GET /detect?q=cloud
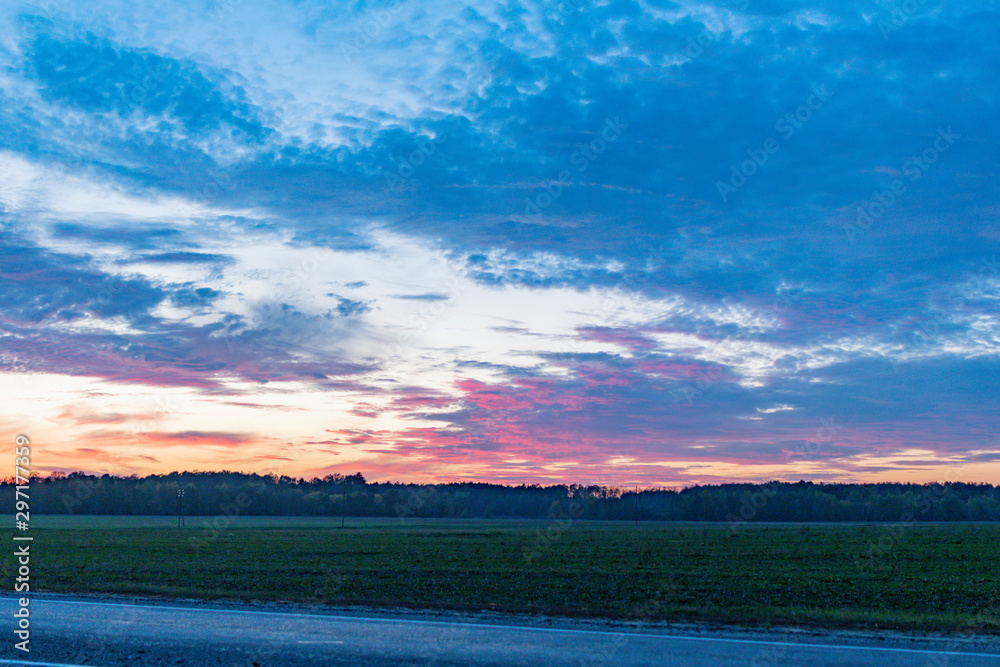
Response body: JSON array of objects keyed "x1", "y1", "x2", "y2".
[
  {"x1": 142, "y1": 430, "x2": 255, "y2": 445},
  {"x1": 0, "y1": 0, "x2": 997, "y2": 484},
  {"x1": 391, "y1": 293, "x2": 450, "y2": 301},
  {"x1": 132, "y1": 252, "x2": 233, "y2": 265}
]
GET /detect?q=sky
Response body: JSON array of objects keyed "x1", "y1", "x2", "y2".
[{"x1": 1, "y1": 0, "x2": 998, "y2": 487}]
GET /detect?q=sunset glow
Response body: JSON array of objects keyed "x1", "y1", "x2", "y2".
[{"x1": 1, "y1": 1, "x2": 998, "y2": 487}]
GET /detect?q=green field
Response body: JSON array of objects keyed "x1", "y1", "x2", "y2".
[
  {"x1": 8, "y1": 518, "x2": 1000, "y2": 634},
  {"x1": 26, "y1": 515, "x2": 555, "y2": 530}
]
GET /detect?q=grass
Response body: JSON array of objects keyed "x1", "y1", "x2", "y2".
[
  {"x1": 28, "y1": 514, "x2": 561, "y2": 530},
  {"x1": 7, "y1": 519, "x2": 1000, "y2": 634}
]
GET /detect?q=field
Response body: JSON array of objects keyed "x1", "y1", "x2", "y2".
[{"x1": 9, "y1": 517, "x2": 1000, "y2": 634}]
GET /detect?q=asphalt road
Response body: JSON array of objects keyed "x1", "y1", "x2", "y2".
[{"x1": 2, "y1": 596, "x2": 999, "y2": 666}]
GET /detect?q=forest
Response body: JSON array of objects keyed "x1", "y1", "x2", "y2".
[{"x1": 6, "y1": 471, "x2": 1000, "y2": 523}]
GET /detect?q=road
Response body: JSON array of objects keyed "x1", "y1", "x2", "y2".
[{"x1": 1, "y1": 596, "x2": 998, "y2": 666}]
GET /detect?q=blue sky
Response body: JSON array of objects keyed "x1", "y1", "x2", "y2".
[{"x1": 1, "y1": 0, "x2": 998, "y2": 485}]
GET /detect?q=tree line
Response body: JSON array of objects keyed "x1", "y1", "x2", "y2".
[{"x1": 5, "y1": 471, "x2": 1000, "y2": 523}]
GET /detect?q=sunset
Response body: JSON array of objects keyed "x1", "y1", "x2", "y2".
[
  {"x1": 3, "y1": 1, "x2": 1000, "y2": 664},
  {"x1": 3, "y1": 1, "x2": 997, "y2": 488}
]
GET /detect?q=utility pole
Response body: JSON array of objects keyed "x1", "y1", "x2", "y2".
[
  {"x1": 177, "y1": 488, "x2": 185, "y2": 528},
  {"x1": 634, "y1": 485, "x2": 638, "y2": 527},
  {"x1": 342, "y1": 484, "x2": 346, "y2": 529}
]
